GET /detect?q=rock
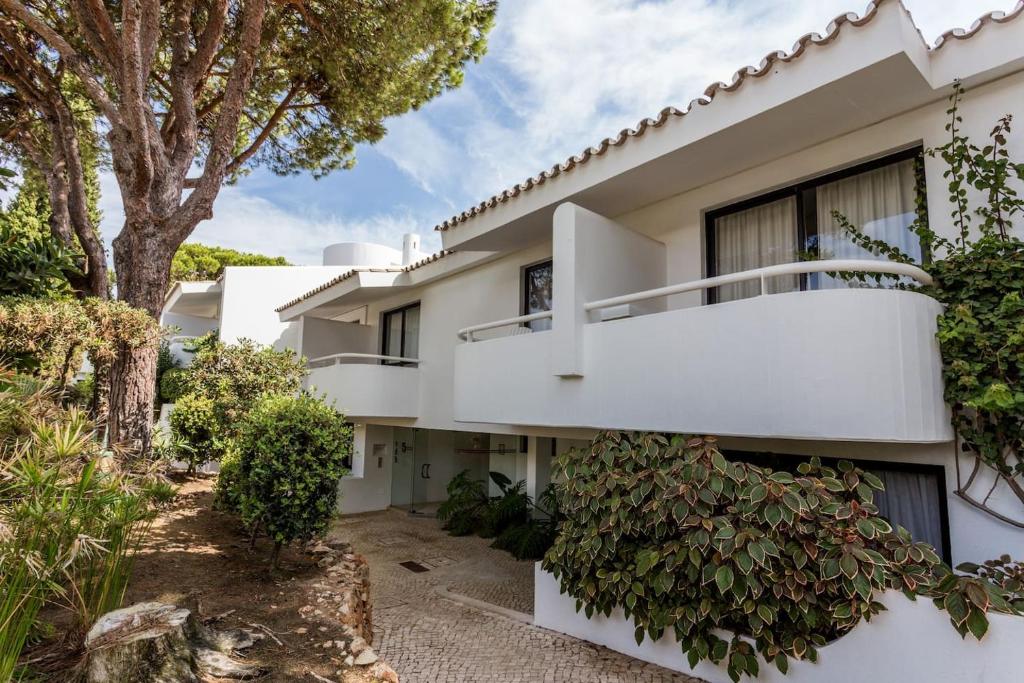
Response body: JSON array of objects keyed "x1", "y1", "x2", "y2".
[
  {"x1": 370, "y1": 661, "x2": 400, "y2": 683},
  {"x1": 84, "y1": 602, "x2": 265, "y2": 682},
  {"x1": 354, "y1": 648, "x2": 378, "y2": 666},
  {"x1": 344, "y1": 655, "x2": 355, "y2": 667},
  {"x1": 348, "y1": 636, "x2": 367, "y2": 655}
]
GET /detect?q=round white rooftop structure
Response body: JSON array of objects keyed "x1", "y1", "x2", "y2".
[{"x1": 322, "y1": 241, "x2": 401, "y2": 267}]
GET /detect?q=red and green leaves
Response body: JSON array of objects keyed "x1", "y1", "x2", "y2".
[{"x1": 543, "y1": 431, "x2": 1018, "y2": 682}]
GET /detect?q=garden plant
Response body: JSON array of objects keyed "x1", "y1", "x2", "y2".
[{"x1": 543, "y1": 432, "x2": 1021, "y2": 682}]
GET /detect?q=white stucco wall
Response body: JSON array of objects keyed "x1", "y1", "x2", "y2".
[
  {"x1": 300, "y1": 52, "x2": 1024, "y2": 560},
  {"x1": 217, "y1": 266, "x2": 353, "y2": 351},
  {"x1": 534, "y1": 566, "x2": 1022, "y2": 683}
]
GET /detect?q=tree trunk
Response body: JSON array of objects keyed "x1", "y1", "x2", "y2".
[{"x1": 108, "y1": 227, "x2": 171, "y2": 453}]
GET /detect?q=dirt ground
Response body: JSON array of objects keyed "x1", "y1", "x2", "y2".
[{"x1": 125, "y1": 475, "x2": 375, "y2": 682}]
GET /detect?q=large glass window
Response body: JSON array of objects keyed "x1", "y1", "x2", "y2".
[
  {"x1": 707, "y1": 150, "x2": 924, "y2": 303},
  {"x1": 522, "y1": 260, "x2": 553, "y2": 331},
  {"x1": 381, "y1": 302, "x2": 420, "y2": 365}
]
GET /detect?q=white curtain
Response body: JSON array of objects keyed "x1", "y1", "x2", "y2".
[
  {"x1": 873, "y1": 469, "x2": 945, "y2": 558},
  {"x1": 714, "y1": 196, "x2": 799, "y2": 302},
  {"x1": 814, "y1": 158, "x2": 919, "y2": 289}
]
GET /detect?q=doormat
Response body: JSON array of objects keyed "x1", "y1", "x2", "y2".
[{"x1": 399, "y1": 561, "x2": 430, "y2": 573}]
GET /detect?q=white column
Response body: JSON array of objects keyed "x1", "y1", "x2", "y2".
[{"x1": 552, "y1": 203, "x2": 668, "y2": 377}]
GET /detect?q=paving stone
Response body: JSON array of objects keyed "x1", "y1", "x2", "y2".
[{"x1": 331, "y1": 509, "x2": 705, "y2": 683}]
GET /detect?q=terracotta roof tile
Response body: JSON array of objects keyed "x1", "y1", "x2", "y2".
[
  {"x1": 434, "y1": 0, "x2": 1024, "y2": 234},
  {"x1": 275, "y1": 250, "x2": 453, "y2": 313}
]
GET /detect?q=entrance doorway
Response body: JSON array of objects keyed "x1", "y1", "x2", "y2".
[{"x1": 390, "y1": 427, "x2": 429, "y2": 511}]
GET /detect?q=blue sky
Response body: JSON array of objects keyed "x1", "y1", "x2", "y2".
[{"x1": 97, "y1": 0, "x2": 1021, "y2": 264}]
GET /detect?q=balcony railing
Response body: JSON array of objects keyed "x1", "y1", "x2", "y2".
[
  {"x1": 307, "y1": 352, "x2": 420, "y2": 369},
  {"x1": 584, "y1": 259, "x2": 933, "y2": 313},
  {"x1": 457, "y1": 310, "x2": 553, "y2": 342}
]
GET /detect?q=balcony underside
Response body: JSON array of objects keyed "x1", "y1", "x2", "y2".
[{"x1": 454, "y1": 289, "x2": 951, "y2": 443}]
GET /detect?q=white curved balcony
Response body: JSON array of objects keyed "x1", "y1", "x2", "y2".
[
  {"x1": 454, "y1": 261, "x2": 950, "y2": 443},
  {"x1": 306, "y1": 353, "x2": 420, "y2": 419}
]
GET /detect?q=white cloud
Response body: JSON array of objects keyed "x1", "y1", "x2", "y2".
[
  {"x1": 98, "y1": 172, "x2": 435, "y2": 265},
  {"x1": 97, "y1": 0, "x2": 1016, "y2": 256},
  {"x1": 376, "y1": 0, "x2": 1019, "y2": 214}
]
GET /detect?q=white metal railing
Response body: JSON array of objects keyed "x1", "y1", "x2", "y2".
[
  {"x1": 307, "y1": 352, "x2": 421, "y2": 369},
  {"x1": 584, "y1": 259, "x2": 933, "y2": 313},
  {"x1": 457, "y1": 310, "x2": 553, "y2": 342}
]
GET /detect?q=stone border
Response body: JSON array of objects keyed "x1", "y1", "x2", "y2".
[{"x1": 433, "y1": 585, "x2": 533, "y2": 624}]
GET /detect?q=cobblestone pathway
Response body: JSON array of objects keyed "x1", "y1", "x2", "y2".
[{"x1": 330, "y1": 509, "x2": 704, "y2": 683}]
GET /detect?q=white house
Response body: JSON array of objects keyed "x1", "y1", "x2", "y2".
[
  {"x1": 160, "y1": 234, "x2": 426, "y2": 365},
  {"x1": 272, "y1": 0, "x2": 1024, "y2": 572}
]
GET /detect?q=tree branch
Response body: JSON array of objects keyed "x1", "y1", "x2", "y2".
[
  {"x1": 172, "y1": 0, "x2": 268, "y2": 241},
  {"x1": 223, "y1": 84, "x2": 298, "y2": 176},
  {"x1": 0, "y1": 0, "x2": 124, "y2": 128}
]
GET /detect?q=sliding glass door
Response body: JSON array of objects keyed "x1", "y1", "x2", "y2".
[
  {"x1": 706, "y1": 149, "x2": 924, "y2": 303},
  {"x1": 381, "y1": 302, "x2": 420, "y2": 365}
]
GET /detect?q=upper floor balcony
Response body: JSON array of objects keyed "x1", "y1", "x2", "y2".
[
  {"x1": 306, "y1": 353, "x2": 420, "y2": 420},
  {"x1": 453, "y1": 204, "x2": 951, "y2": 443},
  {"x1": 300, "y1": 315, "x2": 420, "y2": 420}
]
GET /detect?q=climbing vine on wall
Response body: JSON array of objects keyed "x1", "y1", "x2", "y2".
[{"x1": 834, "y1": 81, "x2": 1024, "y2": 525}]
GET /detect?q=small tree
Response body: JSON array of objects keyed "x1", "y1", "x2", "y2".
[
  {"x1": 167, "y1": 392, "x2": 219, "y2": 473},
  {"x1": 181, "y1": 338, "x2": 305, "y2": 434},
  {"x1": 235, "y1": 393, "x2": 350, "y2": 568}
]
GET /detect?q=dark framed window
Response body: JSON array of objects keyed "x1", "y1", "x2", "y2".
[
  {"x1": 522, "y1": 259, "x2": 553, "y2": 331},
  {"x1": 704, "y1": 147, "x2": 926, "y2": 303},
  {"x1": 380, "y1": 302, "x2": 420, "y2": 365},
  {"x1": 723, "y1": 449, "x2": 951, "y2": 562}
]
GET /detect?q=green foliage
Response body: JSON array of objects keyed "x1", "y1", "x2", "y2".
[
  {"x1": 170, "y1": 243, "x2": 289, "y2": 283},
  {"x1": 159, "y1": 367, "x2": 188, "y2": 404},
  {"x1": 542, "y1": 432, "x2": 1018, "y2": 682},
  {"x1": 478, "y1": 475, "x2": 530, "y2": 539},
  {"x1": 154, "y1": 339, "x2": 181, "y2": 404},
  {"x1": 955, "y1": 555, "x2": 1024, "y2": 614},
  {"x1": 170, "y1": 338, "x2": 306, "y2": 472},
  {"x1": 437, "y1": 471, "x2": 560, "y2": 560},
  {"x1": 0, "y1": 297, "x2": 159, "y2": 390},
  {"x1": 179, "y1": 338, "x2": 307, "y2": 435},
  {"x1": 234, "y1": 393, "x2": 351, "y2": 566},
  {"x1": 0, "y1": 367, "x2": 172, "y2": 678},
  {"x1": 168, "y1": 393, "x2": 221, "y2": 473},
  {"x1": 0, "y1": 223, "x2": 80, "y2": 298},
  {"x1": 437, "y1": 469, "x2": 490, "y2": 536},
  {"x1": 213, "y1": 449, "x2": 244, "y2": 513},
  {"x1": 221, "y1": 0, "x2": 498, "y2": 181},
  {"x1": 834, "y1": 82, "x2": 1024, "y2": 515}
]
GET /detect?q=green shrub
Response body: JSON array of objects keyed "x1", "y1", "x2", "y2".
[
  {"x1": 159, "y1": 367, "x2": 188, "y2": 403},
  {"x1": 493, "y1": 519, "x2": 557, "y2": 560},
  {"x1": 437, "y1": 470, "x2": 489, "y2": 536},
  {"x1": 214, "y1": 449, "x2": 244, "y2": 513},
  {"x1": 478, "y1": 475, "x2": 530, "y2": 538},
  {"x1": 168, "y1": 393, "x2": 221, "y2": 472},
  {"x1": 180, "y1": 338, "x2": 306, "y2": 438},
  {"x1": 235, "y1": 393, "x2": 350, "y2": 567},
  {"x1": 543, "y1": 432, "x2": 1018, "y2": 681}
]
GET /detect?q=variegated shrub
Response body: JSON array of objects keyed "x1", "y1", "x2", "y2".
[{"x1": 542, "y1": 432, "x2": 1018, "y2": 681}]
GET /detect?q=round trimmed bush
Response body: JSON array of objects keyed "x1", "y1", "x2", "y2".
[{"x1": 235, "y1": 393, "x2": 351, "y2": 565}]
